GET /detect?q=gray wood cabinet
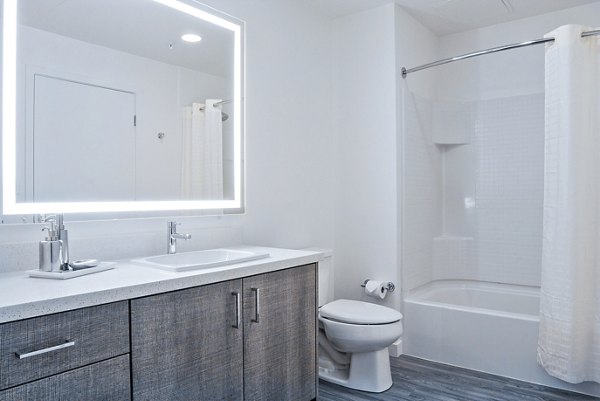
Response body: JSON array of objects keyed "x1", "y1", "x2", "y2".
[
  {"x1": 130, "y1": 264, "x2": 317, "y2": 401},
  {"x1": 0, "y1": 355, "x2": 131, "y2": 401},
  {"x1": 0, "y1": 301, "x2": 130, "y2": 401},
  {"x1": 131, "y1": 279, "x2": 244, "y2": 401},
  {"x1": 243, "y1": 265, "x2": 317, "y2": 401},
  {"x1": 0, "y1": 301, "x2": 129, "y2": 390},
  {"x1": 1, "y1": 263, "x2": 316, "y2": 401}
]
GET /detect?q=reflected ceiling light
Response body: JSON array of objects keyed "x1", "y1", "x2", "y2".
[{"x1": 181, "y1": 33, "x2": 202, "y2": 43}]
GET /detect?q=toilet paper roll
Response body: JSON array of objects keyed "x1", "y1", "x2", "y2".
[{"x1": 364, "y1": 280, "x2": 388, "y2": 300}]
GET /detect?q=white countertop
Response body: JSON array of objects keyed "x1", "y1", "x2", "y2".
[{"x1": 0, "y1": 246, "x2": 324, "y2": 324}]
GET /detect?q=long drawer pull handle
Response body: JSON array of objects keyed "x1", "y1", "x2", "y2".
[
  {"x1": 232, "y1": 291, "x2": 241, "y2": 329},
  {"x1": 16, "y1": 340, "x2": 75, "y2": 359},
  {"x1": 251, "y1": 287, "x2": 260, "y2": 323}
]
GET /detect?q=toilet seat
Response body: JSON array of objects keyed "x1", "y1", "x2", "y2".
[{"x1": 320, "y1": 299, "x2": 402, "y2": 325}]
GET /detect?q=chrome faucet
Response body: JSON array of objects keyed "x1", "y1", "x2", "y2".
[{"x1": 167, "y1": 221, "x2": 191, "y2": 254}]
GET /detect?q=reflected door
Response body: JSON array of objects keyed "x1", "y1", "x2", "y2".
[{"x1": 32, "y1": 75, "x2": 136, "y2": 202}]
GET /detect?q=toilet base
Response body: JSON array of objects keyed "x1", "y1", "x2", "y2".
[{"x1": 319, "y1": 348, "x2": 393, "y2": 393}]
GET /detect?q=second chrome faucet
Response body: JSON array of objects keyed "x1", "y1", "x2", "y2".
[{"x1": 167, "y1": 221, "x2": 191, "y2": 254}]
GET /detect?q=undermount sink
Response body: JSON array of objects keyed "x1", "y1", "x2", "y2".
[{"x1": 133, "y1": 249, "x2": 270, "y2": 272}]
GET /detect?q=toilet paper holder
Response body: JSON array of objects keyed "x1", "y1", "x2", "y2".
[{"x1": 361, "y1": 279, "x2": 395, "y2": 292}]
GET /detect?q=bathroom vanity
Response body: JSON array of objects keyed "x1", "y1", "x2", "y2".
[
  {"x1": 0, "y1": 247, "x2": 320, "y2": 401},
  {"x1": 0, "y1": 0, "x2": 322, "y2": 398}
]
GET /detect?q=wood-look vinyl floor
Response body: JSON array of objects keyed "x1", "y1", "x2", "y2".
[{"x1": 319, "y1": 355, "x2": 600, "y2": 401}]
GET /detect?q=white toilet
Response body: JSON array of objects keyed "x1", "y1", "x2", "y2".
[{"x1": 316, "y1": 252, "x2": 403, "y2": 393}]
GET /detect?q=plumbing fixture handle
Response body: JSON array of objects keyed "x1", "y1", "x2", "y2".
[
  {"x1": 16, "y1": 340, "x2": 75, "y2": 359},
  {"x1": 168, "y1": 221, "x2": 184, "y2": 231},
  {"x1": 232, "y1": 292, "x2": 241, "y2": 329},
  {"x1": 251, "y1": 288, "x2": 260, "y2": 323},
  {"x1": 41, "y1": 221, "x2": 59, "y2": 241},
  {"x1": 41, "y1": 215, "x2": 57, "y2": 223}
]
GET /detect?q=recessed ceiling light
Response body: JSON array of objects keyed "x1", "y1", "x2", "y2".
[{"x1": 181, "y1": 34, "x2": 202, "y2": 43}]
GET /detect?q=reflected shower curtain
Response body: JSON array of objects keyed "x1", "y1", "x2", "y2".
[
  {"x1": 538, "y1": 25, "x2": 600, "y2": 383},
  {"x1": 181, "y1": 100, "x2": 224, "y2": 200}
]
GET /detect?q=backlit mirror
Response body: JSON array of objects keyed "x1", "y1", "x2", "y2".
[{"x1": 2, "y1": 0, "x2": 244, "y2": 215}]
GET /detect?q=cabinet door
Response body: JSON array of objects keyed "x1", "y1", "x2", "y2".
[
  {"x1": 0, "y1": 355, "x2": 130, "y2": 401},
  {"x1": 243, "y1": 265, "x2": 317, "y2": 401},
  {"x1": 131, "y1": 279, "x2": 243, "y2": 401}
]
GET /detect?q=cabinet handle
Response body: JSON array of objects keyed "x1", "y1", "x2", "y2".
[
  {"x1": 251, "y1": 287, "x2": 260, "y2": 323},
  {"x1": 232, "y1": 291, "x2": 241, "y2": 329},
  {"x1": 15, "y1": 340, "x2": 75, "y2": 359}
]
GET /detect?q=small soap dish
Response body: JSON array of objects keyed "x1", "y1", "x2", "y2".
[{"x1": 28, "y1": 262, "x2": 116, "y2": 280}]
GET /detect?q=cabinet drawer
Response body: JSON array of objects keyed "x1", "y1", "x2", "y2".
[
  {"x1": 0, "y1": 301, "x2": 129, "y2": 390},
  {"x1": 0, "y1": 354, "x2": 130, "y2": 401}
]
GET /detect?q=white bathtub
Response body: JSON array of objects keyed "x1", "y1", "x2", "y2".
[{"x1": 404, "y1": 280, "x2": 600, "y2": 397}]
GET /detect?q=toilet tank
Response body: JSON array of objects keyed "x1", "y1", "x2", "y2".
[{"x1": 304, "y1": 248, "x2": 334, "y2": 307}]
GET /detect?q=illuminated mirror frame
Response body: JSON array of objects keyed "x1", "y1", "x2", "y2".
[{"x1": 2, "y1": 0, "x2": 244, "y2": 214}]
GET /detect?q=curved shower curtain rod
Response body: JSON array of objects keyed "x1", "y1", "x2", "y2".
[{"x1": 401, "y1": 29, "x2": 600, "y2": 79}]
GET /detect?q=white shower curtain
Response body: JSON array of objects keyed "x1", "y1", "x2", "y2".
[
  {"x1": 538, "y1": 25, "x2": 600, "y2": 384},
  {"x1": 181, "y1": 100, "x2": 224, "y2": 200}
]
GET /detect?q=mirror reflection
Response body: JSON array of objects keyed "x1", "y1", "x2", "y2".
[{"x1": 15, "y1": 0, "x2": 239, "y2": 204}]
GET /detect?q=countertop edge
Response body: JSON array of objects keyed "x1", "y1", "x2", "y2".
[{"x1": 0, "y1": 247, "x2": 324, "y2": 324}]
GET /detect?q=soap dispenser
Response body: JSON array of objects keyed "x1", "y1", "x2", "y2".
[{"x1": 39, "y1": 220, "x2": 63, "y2": 272}]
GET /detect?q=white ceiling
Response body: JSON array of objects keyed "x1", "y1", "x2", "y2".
[
  {"x1": 19, "y1": 0, "x2": 235, "y2": 77},
  {"x1": 314, "y1": 0, "x2": 600, "y2": 35},
  {"x1": 309, "y1": 0, "x2": 392, "y2": 18}
]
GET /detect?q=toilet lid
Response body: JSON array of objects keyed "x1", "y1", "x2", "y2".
[{"x1": 319, "y1": 299, "x2": 403, "y2": 325}]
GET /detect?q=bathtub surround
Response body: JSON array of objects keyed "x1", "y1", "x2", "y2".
[
  {"x1": 401, "y1": 90, "x2": 443, "y2": 291},
  {"x1": 436, "y1": 92, "x2": 544, "y2": 286},
  {"x1": 402, "y1": 0, "x2": 600, "y2": 290},
  {"x1": 538, "y1": 24, "x2": 600, "y2": 384},
  {"x1": 400, "y1": 3, "x2": 600, "y2": 397},
  {"x1": 402, "y1": 89, "x2": 545, "y2": 289}
]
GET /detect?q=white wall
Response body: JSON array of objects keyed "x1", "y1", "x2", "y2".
[
  {"x1": 329, "y1": 4, "x2": 443, "y2": 297},
  {"x1": 330, "y1": 4, "x2": 439, "y2": 308},
  {"x1": 0, "y1": 0, "x2": 334, "y2": 272},
  {"x1": 202, "y1": 0, "x2": 335, "y2": 251},
  {"x1": 332, "y1": 4, "x2": 399, "y2": 308}
]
